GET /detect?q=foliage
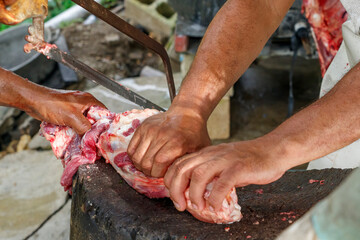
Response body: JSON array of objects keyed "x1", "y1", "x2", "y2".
[
  {"x1": 59, "y1": 18, "x2": 83, "y2": 29},
  {"x1": 101, "y1": 0, "x2": 119, "y2": 9},
  {"x1": 47, "y1": 0, "x2": 76, "y2": 20},
  {"x1": 0, "y1": 24, "x2": 11, "y2": 32}
]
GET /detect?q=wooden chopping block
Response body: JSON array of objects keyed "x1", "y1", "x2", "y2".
[{"x1": 70, "y1": 160, "x2": 352, "y2": 240}]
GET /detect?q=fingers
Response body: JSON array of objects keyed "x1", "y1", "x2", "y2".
[
  {"x1": 207, "y1": 170, "x2": 238, "y2": 211},
  {"x1": 130, "y1": 131, "x2": 153, "y2": 175},
  {"x1": 127, "y1": 128, "x2": 141, "y2": 156},
  {"x1": 82, "y1": 93, "x2": 107, "y2": 111},
  {"x1": 143, "y1": 141, "x2": 168, "y2": 177},
  {"x1": 150, "y1": 140, "x2": 186, "y2": 178},
  {"x1": 67, "y1": 114, "x2": 92, "y2": 135},
  {"x1": 164, "y1": 164, "x2": 190, "y2": 211},
  {"x1": 188, "y1": 161, "x2": 220, "y2": 211},
  {"x1": 164, "y1": 153, "x2": 202, "y2": 211}
]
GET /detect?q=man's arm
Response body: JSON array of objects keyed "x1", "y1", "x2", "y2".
[
  {"x1": 164, "y1": 62, "x2": 360, "y2": 212},
  {"x1": 0, "y1": 67, "x2": 106, "y2": 135},
  {"x1": 128, "y1": 0, "x2": 295, "y2": 177}
]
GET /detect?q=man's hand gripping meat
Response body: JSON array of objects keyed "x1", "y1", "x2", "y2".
[
  {"x1": 0, "y1": 68, "x2": 106, "y2": 135},
  {"x1": 127, "y1": 106, "x2": 211, "y2": 178}
]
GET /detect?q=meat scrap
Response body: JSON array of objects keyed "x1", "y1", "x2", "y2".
[
  {"x1": 41, "y1": 106, "x2": 242, "y2": 224},
  {"x1": 309, "y1": 179, "x2": 325, "y2": 185}
]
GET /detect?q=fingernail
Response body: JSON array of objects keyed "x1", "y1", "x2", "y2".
[
  {"x1": 209, "y1": 206, "x2": 215, "y2": 212},
  {"x1": 191, "y1": 203, "x2": 198, "y2": 210},
  {"x1": 173, "y1": 202, "x2": 181, "y2": 210}
]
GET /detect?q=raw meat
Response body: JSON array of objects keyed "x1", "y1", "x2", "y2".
[
  {"x1": 41, "y1": 106, "x2": 242, "y2": 224},
  {"x1": 302, "y1": 0, "x2": 347, "y2": 76}
]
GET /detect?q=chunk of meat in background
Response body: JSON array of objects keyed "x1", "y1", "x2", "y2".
[{"x1": 302, "y1": 0, "x2": 347, "y2": 76}]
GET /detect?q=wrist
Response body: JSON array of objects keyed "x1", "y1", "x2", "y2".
[
  {"x1": 253, "y1": 134, "x2": 296, "y2": 173},
  {"x1": 168, "y1": 97, "x2": 209, "y2": 124}
]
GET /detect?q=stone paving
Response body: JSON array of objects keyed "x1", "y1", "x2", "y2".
[{"x1": 0, "y1": 150, "x2": 69, "y2": 240}]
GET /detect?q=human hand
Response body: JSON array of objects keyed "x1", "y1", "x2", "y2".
[
  {"x1": 127, "y1": 109, "x2": 211, "y2": 178},
  {"x1": 26, "y1": 89, "x2": 106, "y2": 135},
  {"x1": 164, "y1": 140, "x2": 286, "y2": 212}
]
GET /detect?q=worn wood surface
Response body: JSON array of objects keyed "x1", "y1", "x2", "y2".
[{"x1": 70, "y1": 160, "x2": 352, "y2": 240}]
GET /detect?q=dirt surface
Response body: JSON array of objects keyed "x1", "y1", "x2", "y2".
[{"x1": 62, "y1": 19, "x2": 164, "y2": 89}]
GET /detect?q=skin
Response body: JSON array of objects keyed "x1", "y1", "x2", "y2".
[
  {"x1": 129, "y1": 0, "x2": 360, "y2": 212},
  {"x1": 0, "y1": 67, "x2": 106, "y2": 135},
  {"x1": 165, "y1": 62, "x2": 360, "y2": 211},
  {"x1": 128, "y1": 0, "x2": 293, "y2": 177}
]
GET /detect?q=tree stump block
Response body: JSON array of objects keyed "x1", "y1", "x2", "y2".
[{"x1": 70, "y1": 160, "x2": 351, "y2": 240}]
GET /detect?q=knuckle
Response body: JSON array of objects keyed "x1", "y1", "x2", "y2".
[
  {"x1": 143, "y1": 127, "x2": 155, "y2": 136},
  {"x1": 163, "y1": 176, "x2": 171, "y2": 189},
  {"x1": 168, "y1": 190, "x2": 182, "y2": 203},
  {"x1": 208, "y1": 196, "x2": 222, "y2": 208},
  {"x1": 154, "y1": 152, "x2": 171, "y2": 165},
  {"x1": 131, "y1": 154, "x2": 141, "y2": 165},
  {"x1": 127, "y1": 146, "x2": 135, "y2": 157},
  {"x1": 215, "y1": 178, "x2": 232, "y2": 191},
  {"x1": 174, "y1": 163, "x2": 186, "y2": 177},
  {"x1": 156, "y1": 130, "x2": 167, "y2": 139},
  {"x1": 141, "y1": 160, "x2": 152, "y2": 172},
  {"x1": 82, "y1": 92, "x2": 92, "y2": 98},
  {"x1": 192, "y1": 167, "x2": 207, "y2": 180}
]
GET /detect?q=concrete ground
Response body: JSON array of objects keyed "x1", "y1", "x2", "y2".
[{"x1": 0, "y1": 150, "x2": 70, "y2": 240}]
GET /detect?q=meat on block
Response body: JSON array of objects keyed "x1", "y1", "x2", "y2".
[{"x1": 41, "y1": 106, "x2": 242, "y2": 224}]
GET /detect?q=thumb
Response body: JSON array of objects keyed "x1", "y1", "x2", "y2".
[{"x1": 71, "y1": 115, "x2": 92, "y2": 135}]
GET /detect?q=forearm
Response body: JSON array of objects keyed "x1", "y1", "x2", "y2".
[
  {"x1": 264, "y1": 63, "x2": 360, "y2": 170},
  {"x1": 0, "y1": 67, "x2": 106, "y2": 134},
  {"x1": 0, "y1": 67, "x2": 41, "y2": 111},
  {"x1": 171, "y1": 0, "x2": 295, "y2": 120}
]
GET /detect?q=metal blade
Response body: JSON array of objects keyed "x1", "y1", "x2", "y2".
[{"x1": 45, "y1": 46, "x2": 165, "y2": 112}]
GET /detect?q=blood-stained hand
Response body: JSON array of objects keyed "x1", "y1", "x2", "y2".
[
  {"x1": 127, "y1": 109, "x2": 211, "y2": 178},
  {"x1": 163, "y1": 140, "x2": 286, "y2": 212},
  {"x1": 26, "y1": 89, "x2": 106, "y2": 135},
  {"x1": 0, "y1": 67, "x2": 107, "y2": 136},
  {"x1": 0, "y1": 68, "x2": 106, "y2": 135}
]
